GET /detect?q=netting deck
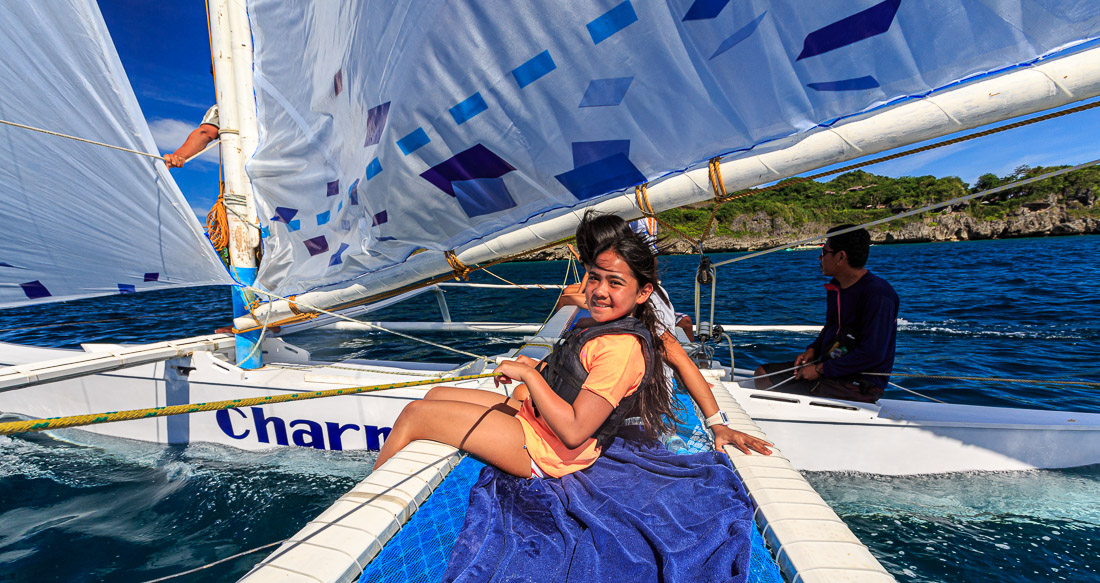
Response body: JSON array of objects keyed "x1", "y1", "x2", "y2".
[{"x1": 357, "y1": 387, "x2": 786, "y2": 583}]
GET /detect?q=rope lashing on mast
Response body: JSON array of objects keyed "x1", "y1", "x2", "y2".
[
  {"x1": 634, "y1": 183, "x2": 695, "y2": 244},
  {"x1": 445, "y1": 250, "x2": 473, "y2": 280},
  {"x1": 0, "y1": 372, "x2": 499, "y2": 436}
]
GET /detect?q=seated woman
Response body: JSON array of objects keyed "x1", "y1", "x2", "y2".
[{"x1": 375, "y1": 211, "x2": 678, "y2": 478}]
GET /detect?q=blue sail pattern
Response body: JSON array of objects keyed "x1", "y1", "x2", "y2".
[
  {"x1": 245, "y1": 0, "x2": 1100, "y2": 296},
  {"x1": 0, "y1": 0, "x2": 232, "y2": 308}
]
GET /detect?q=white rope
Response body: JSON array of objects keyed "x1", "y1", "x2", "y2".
[
  {"x1": 244, "y1": 286, "x2": 488, "y2": 360},
  {"x1": 712, "y1": 158, "x2": 1100, "y2": 267},
  {"x1": 0, "y1": 118, "x2": 164, "y2": 160}
]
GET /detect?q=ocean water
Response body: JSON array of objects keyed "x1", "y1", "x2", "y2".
[{"x1": 1, "y1": 235, "x2": 1098, "y2": 582}]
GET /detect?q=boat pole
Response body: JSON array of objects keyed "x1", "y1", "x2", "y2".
[{"x1": 210, "y1": 0, "x2": 263, "y2": 368}]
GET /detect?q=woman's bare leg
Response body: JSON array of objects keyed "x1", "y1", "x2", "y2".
[
  {"x1": 374, "y1": 399, "x2": 531, "y2": 477},
  {"x1": 424, "y1": 386, "x2": 522, "y2": 413}
]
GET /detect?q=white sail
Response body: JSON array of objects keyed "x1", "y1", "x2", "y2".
[
  {"x1": 246, "y1": 0, "x2": 1099, "y2": 299},
  {"x1": 0, "y1": 0, "x2": 233, "y2": 308}
]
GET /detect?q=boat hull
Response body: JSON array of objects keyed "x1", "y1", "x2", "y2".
[{"x1": 3, "y1": 342, "x2": 1099, "y2": 474}]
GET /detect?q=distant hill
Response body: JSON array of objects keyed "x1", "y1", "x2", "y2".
[
  {"x1": 654, "y1": 164, "x2": 1100, "y2": 253},
  {"x1": 521, "y1": 165, "x2": 1099, "y2": 261}
]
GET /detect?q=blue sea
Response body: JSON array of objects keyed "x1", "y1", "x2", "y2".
[{"x1": 1, "y1": 235, "x2": 1098, "y2": 582}]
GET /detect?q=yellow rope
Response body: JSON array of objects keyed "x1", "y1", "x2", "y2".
[
  {"x1": 205, "y1": 192, "x2": 229, "y2": 252},
  {"x1": 0, "y1": 372, "x2": 499, "y2": 436},
  {"x1": 445, "y1": 250, "x2": 473, "y2": 281}
]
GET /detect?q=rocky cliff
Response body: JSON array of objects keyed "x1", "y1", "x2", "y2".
[{"x1": 522, "y1": 194, "x2": 1099, "y2": 261}]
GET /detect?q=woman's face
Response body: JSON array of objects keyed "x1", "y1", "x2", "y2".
[{"x1": 585, "y1": 249, "x2": 653, "y2": 322}]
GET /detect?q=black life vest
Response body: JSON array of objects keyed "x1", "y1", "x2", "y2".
[{"x1": 536, "y1": 316, "x2": 655, "y2": 449}]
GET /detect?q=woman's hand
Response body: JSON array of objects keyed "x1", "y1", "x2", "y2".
[
  {"x1": 493, "y1": 359, "x2": 534, "y2": 388},
  {"x1": 713, "y1": 425, "x2": 773, "y2": 456}
]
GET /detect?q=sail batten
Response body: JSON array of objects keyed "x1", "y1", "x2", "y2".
[{"x1": 0, "y1": 0, "x2": 233, "y2": 309}]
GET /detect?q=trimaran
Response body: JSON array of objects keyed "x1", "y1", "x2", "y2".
[{"x1": 2, "y1": 0, "x2": 1100, "y2": 580}]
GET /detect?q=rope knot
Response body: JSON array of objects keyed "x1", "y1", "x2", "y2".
[{"x1": 445, "y1": 250, "x2": 472, "y2": 281}]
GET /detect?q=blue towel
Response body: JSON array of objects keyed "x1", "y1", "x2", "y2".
[{"x1": 442, "y1": 433, "x2": 755, "y2": 583}]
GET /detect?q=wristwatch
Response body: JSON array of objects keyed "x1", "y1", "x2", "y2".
[{"x1": 704, "y1": 410, "x2": 729, "y2": 428}]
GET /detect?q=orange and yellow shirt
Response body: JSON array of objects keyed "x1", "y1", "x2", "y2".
[{"x1": 515, "y1": 334, "x2": 645, "y2": 478}]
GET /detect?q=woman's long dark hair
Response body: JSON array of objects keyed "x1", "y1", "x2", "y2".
[{"x1": 574, "y1": 211, "x2": 677, "y2": 438}]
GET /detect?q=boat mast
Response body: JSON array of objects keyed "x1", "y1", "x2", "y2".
[{"x1": 209, "y1": 0, "x2": 263, "y2": 369}]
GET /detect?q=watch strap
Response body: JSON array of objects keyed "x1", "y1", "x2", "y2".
[{"x1": 704, "y1": 410, "x2": 729, "y2": 428}]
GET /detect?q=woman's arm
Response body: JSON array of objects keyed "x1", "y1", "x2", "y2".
[
  {"x1": 659, "y1": 332, "x2": 772, "y2": 455},
  {"x1": 494, "y1": 360, "x2": 613, "y2": 449}
]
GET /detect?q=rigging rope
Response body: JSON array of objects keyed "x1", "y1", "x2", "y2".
[
  {"x1": 867, "y1": 371, "x2": 1100, "y2": 387},
  {"x1": 0, "y1": 372, "x2": 498, "y2": 436},
  {"x1": 0, "y1": 117, "x2": 222, "y2": 165},
  {"x1": 233, "y1": 236, "x2": 574, "y2": 333},
  {"x1": 711, "y1": 157, "x2": 1100, "y2": 267}
]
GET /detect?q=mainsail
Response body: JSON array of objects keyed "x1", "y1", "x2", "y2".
[
  {"x1": 0, "y1": 0, "x2": 232, "y2": 308},
  {"x1": 247, "y1": 0, "x2": 1099, "y2": 301}
]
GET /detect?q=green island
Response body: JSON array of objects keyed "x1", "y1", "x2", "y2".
[{"x1": 647, "y1": 164, "x2": 1100, "y2": 253}]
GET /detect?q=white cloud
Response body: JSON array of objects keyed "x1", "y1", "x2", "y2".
[{"x1": 148, "y1": 117, "x2": 220, "y2": 166}]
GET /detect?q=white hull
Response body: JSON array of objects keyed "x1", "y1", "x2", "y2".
[
  {"x1": 3, "y1": 341, "x2": 1099, "y2": 475},
  {"x1": 722, "y1": 369, "x2": 1100, "y2": 474}
]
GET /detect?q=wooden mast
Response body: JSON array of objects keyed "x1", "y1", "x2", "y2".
[{"x1": 209, "y1": 0, "x2": 263, "y2": 368}]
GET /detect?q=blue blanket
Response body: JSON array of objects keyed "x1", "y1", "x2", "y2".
[{"x1": 442, "y1": 434, "x2": 755, "y2": 583}]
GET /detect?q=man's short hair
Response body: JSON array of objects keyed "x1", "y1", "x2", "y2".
[{"x1": 826, "y1": 225, "x2": 871, "y2": 268}]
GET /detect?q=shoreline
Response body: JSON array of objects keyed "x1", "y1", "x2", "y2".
[{"x1": 522, "y1": 202, "x2": 1100, "y2": 261}]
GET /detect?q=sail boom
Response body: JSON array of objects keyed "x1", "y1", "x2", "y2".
[{"x1": 236, "y1": 45, "x2": 1100, "y2": 331}]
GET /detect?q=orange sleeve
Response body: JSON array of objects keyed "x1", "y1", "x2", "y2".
[{"x1": 579, "y1": 334, "x2": 645, "y2": 407}]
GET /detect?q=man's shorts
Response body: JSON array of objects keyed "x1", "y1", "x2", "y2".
[{"x1": 754, "y1": 361, "x2": 883, "y2": 403}]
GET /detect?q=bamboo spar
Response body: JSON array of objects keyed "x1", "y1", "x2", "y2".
[
  {"x1": 210, "y1": 0, "x2": 263, "y2": 368},
  {"x1": 234, "y1": 44, "x2": 1100, "y2": 332}
]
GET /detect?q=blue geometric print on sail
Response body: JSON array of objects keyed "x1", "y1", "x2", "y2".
[
  {"x1": 20, "y1": 280, "x2": 50, "y2": 299},
  {"x1": 797, "y1": 0, "x2": 901, "y2": 60},
  {"x1": 397, "y1": 127, "x2": 430, "y2": 155},
  {"x1": 144, "y1": 273, "x2": 159, "y2": 282},
  {"x1": 271, "y1": 207, "x2": 301, "y2": 232},
  {"x1": 808, "y1": 76, "x2": 880, "y2": 92},
  {"x1": 303, "y1": 235, "x2": 329, "y2": 257},
  {"x1": 587, "y1": 1, "x2": 638, "y2": 45},
  {"x1": 365, "y1": 158, "x2": 382, "y2": 180},
  {"x1": 555, "y1": 140, "x2": 645, "y2": 201},
  {"x1": 117, "y1": 284, "x2": 135, "y2": 294},
  {"x1": 450, "y1": 92, "x2": 488, "y2": 125},
  {"x1": 512, "y1": 50, "x2": 556, "y2": 89},
  {"x1": 711, "y1": 12, "x2": 767, "y2": 59},
  {"x1": 348, "y1": 181, "x2": 359, "y2": 206},
  {"x1": 420, "y1": 144, "x2": 517, "y2": 218},
  {"x1": 316, "y1": 211, "x2": 330, "y2": 226},
  {"x1": 329, "y1": 242, "x2": 350, "y2": 266},
  {"x1": 683, "y1": 0, "x2": 730, "y2": 21},
  {"x1": 326, "y1": 180, "x2": 339, "y2": 196},
  {"x1": 579, "y1": 77, "x2": 633, "y2": 107},
  {"x1": 364, "y1": 102, "x2": 390, "y2": 147},
  {"x1": 572, "y1": 140, "x2": 630, "y2": 168},
  {"x1": 372, "y1": 210, "x2": 388, "y2": 226}
]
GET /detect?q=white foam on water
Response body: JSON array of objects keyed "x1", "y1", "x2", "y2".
[{"x1": 805, "y1": 467, "x2": 1100, "y2": 525}]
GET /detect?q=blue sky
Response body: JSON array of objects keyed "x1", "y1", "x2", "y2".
[{"x1": 98, "y1": 1, "x2": 1100, "y2": 218}]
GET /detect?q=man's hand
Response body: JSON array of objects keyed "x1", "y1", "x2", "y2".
[
  {"x1": 713, "y1": 425, "x2": 772, "y2": 455},
  {"x1": 164, "y1": 153, "x2": 186, "y2": 168},
  {"x1": 793, "y1": 348, "x2": 816, "y2": 368},
  {"x1": 797, "y1": 362, "x2": 823, "y2": 381}
]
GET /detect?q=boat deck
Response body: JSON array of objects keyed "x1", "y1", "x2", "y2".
[{"x1": 238, "y1": 373, "x2": 894, "y2": 583}]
